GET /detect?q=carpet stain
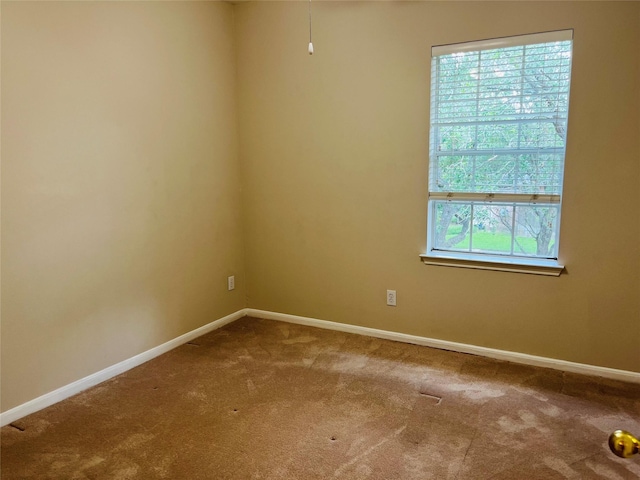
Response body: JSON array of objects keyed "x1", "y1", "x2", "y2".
[
  {"x1": 185, "y1": 389, "x2": 207, "y2": 401},
  {"x1": 585, "y1": 459, "x2": 628, "y2": 480},
  {"x1": 152, "y1": 456, "x2": 173, "y2": 478},
  {"x1": 539, "y1": 403, "x2": 563, "y2": 417},
  {"x1": 587, "y1": 414, "x2": 640, "y2": 434},
  {"x1": 329, "y1": 352, "x2": 369, "y2": 372},
  {"x1": 402, "y1": 449, "x2": 437, "y2": 479},
  {"x1": 511, "y1": 383, "x2": 551, "y2": 402},
  {"x1": 114, "y1": 433, "x2": 155, "y2": 452},
  {"x1": 543, "y1": 456, "x2": 580, "y2": 478},
  {"x1": 624, "y1": 462, "x2": 640, "y2": 478},
  {"x1": 497, "y1": 410, "x2": 549, "y2": 434},
  {"x1": 333, "y1": 425, "x2": 406, "y2": 478},
  {"x1": 448, "y1": 382, "x2": 506, "y2": 402},
  {"x1": 246, "y1": 378, "x2": 258, "y2": 396},
  {"x1": 282, "y1": 335, "x2": 317, "y2": 345},
  {"x1": 71, "y1": 455, "x2": 105, "y2": 478},
  {"x1": 111, "y1": 464, "x2": 140, "y2": 480},
  {"x1": 353, "y1": 463, "x2": 373, "y2": 479},
  {"x1": 277, "y1": 324, "x2": 290, "y2": 339}
]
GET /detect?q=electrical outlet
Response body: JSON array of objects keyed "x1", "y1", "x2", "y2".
[
  {"x1": 228, "y1": 275, "x2": 235, "y2": 291},
  {"x1": 386, "y1": 290, "x2": 396, "y2": 306}
]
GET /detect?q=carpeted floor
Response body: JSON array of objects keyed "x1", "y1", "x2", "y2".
[{"x1": 1, "y1": 316, "x2": 639, "y2": 479}]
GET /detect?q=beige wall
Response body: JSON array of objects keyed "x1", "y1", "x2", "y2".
[
  {"x1": 2, "y1": 0, "x2": 639, "y2": 414},
  {"x1": 1, "y1": 1, "x2": 245, "y2": 411},
  {"x1": 236, "y1": 2, "x2": 640, "y2": 372}
]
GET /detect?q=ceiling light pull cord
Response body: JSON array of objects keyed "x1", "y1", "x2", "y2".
[{"x1": 308, "y1": 0, "x2": 314, "y2": 55}]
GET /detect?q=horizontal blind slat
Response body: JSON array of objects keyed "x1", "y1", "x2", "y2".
[
  {"x1": 428, "y1": 192, "x2": 561, "y2": 203},
  {"x1": 434, "y1": 147, "x2": 565, "y2": 156}
]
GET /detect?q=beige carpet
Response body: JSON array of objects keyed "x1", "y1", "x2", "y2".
[{"x1": 2, "y1": 317, "x2": 640, "y2": 479}]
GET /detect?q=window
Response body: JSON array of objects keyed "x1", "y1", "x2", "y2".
[{"x1": 424, "y1": 30, "x2": 573, "y2": 275}]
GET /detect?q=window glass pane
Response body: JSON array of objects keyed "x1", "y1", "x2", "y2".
[
  {"x1": 431, "y1": 154, "x2": 564, "y2": 194},
  {"x1": 515, "y1": 154, "x2": 564, "y2": 195},
  {"x1": 431, "y1": 201, "x2": 560, "y2": 259},
  {"x1": 470, "y1": 205, "x2": 514, "y2": 255},
  {"x1": 514, "y1": 205, "x2": 559, "y2": 257},
  {"x1": 518, "y1": 121, "x2": 566, "y2": 149},
  {"x1": 437, "y1": 125, "x2": 477, "y2": 151},
  {"x1": 431, "y1": 156, "x2": 474, "y2": 192},
  {"x1": 433, "y1": 202, "x2": 471, "y2": 251},
  {"x1": 473, "y1": 156, "x2": 516, "y2": 193},
  {"x1": 430, "y1": 40, "x2": 571, "y2": 194}
]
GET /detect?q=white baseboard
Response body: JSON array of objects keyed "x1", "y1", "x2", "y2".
[
  {"x1": 0, "y1": 309, "x2": 248, "y2": 427},
  {"x1": 246, "y1": 309, "x2": 640, "y2": 385},
  {"x1": 4, "y1": 307, "x2": 638, "y2": 427}
]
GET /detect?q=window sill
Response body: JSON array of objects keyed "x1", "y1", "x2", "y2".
[{"x1": 420, "y1": 253, "x2": 564, "y2": 276}]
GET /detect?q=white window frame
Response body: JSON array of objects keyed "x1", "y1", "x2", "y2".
[{"x1": 422, "y1": 30, "x2": 573, "y2": 276}]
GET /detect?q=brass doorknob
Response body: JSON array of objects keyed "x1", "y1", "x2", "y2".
[{"x1": 608, "y1": 430, "x2": 639, "y2": 458}]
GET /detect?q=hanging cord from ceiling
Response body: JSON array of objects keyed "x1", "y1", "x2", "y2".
[{"x1": 308, "y1": 0, "x2": 314, "y2": 55}]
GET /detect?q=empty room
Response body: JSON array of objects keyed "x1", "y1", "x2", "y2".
[{"x1": 1, "y1": 0, "x2": 639, "y2": 478}]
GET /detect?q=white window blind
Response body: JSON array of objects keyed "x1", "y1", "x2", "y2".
[{"x1": 427, "y1": 30, "x2": 573, "y2": 262}]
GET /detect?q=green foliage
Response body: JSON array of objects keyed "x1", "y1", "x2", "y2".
[{"x1": 445, "y1": 224, "x2": 538, "y2": 255}]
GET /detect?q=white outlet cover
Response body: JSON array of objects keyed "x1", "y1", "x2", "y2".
[{"x1": 386, "y1": 290, "x2": 396, "y2": 306}]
